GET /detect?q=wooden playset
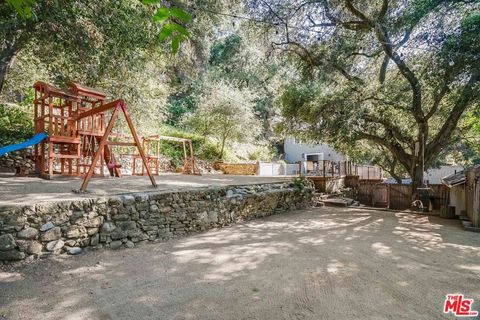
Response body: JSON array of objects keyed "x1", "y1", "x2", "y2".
[
  {"x1": 30, "y1": 81, "x2": 198, "y2": 192},
  {"x1": 131, "y1": 135, "x2": 199, "y2": 176}
]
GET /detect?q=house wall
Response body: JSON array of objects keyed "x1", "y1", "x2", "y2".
[
  {"x1": 283, "y1": 138, "x2": 347, "y2": 164},
  {"x1": 425, "y1": 165, "x2": 464, "y2": 185},
  {"x1": 257, "y1": 162, "x2": 301, "y2": 176},
  {"x1": 465, "y1": 168, "x2": 480, "y2": 227},
  {"x1": 473, "y1": 178, "x2": 480, "y2": 228},
  {"x1": 450, "y1": 185, "x2": 466, "y2": 216}
]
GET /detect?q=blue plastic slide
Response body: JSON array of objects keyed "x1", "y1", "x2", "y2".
[{"x1": 0, "y1": 133, "x2": 48, "y2": 157}]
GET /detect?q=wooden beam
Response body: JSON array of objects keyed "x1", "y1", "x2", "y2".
[
  {"x1": 77, "y1": 99, "x2": 123, "y2": 120},
  {"x1": 51, "y1": 154, "x2": 81, "y2": 159},
  {"x1": 144, "y1": 135, "x2": 191, "y2": 143},
  {"x1": 79, "y1": 108, "x2": 119, "y2": 192},
  {"x1": 106, "y1": 141, "x2": 137, "y2": 147},
  {"x1": 49, "y1": 136, "x2": 81, "y2": 144},
  {"x1": 122, "y1": 106, "x2": 157, "y2": 188}
]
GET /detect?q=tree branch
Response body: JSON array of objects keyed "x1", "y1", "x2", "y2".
[
  {"x1": 378, "y1": 0, "x2": 389, "y2": 20},
  {"x1": 344, "y1": 0, "x2": 374, "y2": 26},
  {"x1": 426, "y1": 72, "x2": 479, "y2": 163},
  {"x1": 355, "y1": 132, "x2": 411, "y2": 170},
  {"x1": 377, "y1": 29, "x2": 411, "y2": 84},
  {"x1": 425, "y1": 71, "x2": 451, "y2": 120},
  {"x1": 323, "y1": 3, "x2": 370, "y2": 30},
  {"x1": 363, "y1": 114, "x2": 412, "y2": 146},
  {"x1": 374, "y1": 23, "x2": 423, "y2": 120},
  {"x1": 378, "y1": 54, "x2": 389, "y2": 84}
]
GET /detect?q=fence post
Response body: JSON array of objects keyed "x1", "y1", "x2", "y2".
[
  {"x1": 388, "y1": 184, "x2": 391, "y2": 209},
  {"x1": 372, "y1": 184, "x2": 375, "y2": 207}
]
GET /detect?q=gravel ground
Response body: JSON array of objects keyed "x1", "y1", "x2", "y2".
[
  {"x1": 0, "y1": 173, "x2": 290, "y2": 207},
  {"x1": 1, "y1": 207, "x2": 479, "y2": 320}
]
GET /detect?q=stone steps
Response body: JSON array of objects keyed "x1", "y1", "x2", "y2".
[
  {"x1": 462, "y1": 220, "x2": 480, "y2": 233},
  {"x1": 322, "y1": 197, "x2": 355, "y2": 207}
]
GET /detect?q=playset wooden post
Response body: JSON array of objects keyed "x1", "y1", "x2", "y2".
[
  {"x1": 139, "y1": 135, "x2": 200, "y2": 175},
  {"x1": 75, "y1": 99, "x2": 157, "y2": 192}
]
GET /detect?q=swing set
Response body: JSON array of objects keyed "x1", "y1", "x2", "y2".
[
  {"x1": 32, "y1": 81, "x2": 157, "y2": 192},
  {"x1": 130, "y1": 135, "x2": 199, "y2": 176}
]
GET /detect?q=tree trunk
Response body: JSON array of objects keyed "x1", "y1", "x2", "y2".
[
  {"x1": 0, "y1": 46, "x2": 20, "y2": 95},
  {"x1": 410, "y1": 122, "x2": 429, "y2": 207},
  {"x1": 219, "y1": 136, "x2": 226, "y2": 160},
  {"x1": 0, "y1": 27, "x2": 26, "y2": 96},
  {"x1": 391, "y1": 173, "x2": 402, "y2": 184}
]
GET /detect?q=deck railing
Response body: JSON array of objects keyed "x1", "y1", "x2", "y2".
[{"x1": 302, "y1": 160, "x2": 382, "y2": 180}]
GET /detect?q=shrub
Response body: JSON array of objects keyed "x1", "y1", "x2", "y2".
[
  {"x1": 158, "y1": 126, "x2": 222, "y2": 166},
  {"x1": 0, "y1": 104, "x2": 34, "y2": 146}
]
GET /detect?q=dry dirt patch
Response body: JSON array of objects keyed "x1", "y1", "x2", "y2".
[{"x1": 1, "y1": 207, "x2": 479, "y2": 319}]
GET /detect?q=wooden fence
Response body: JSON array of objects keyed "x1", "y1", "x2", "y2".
[
  {"x1": 354, "y1": 165, "x2": 383, "y2": 180},
  {"x1": 356, "y1": 181, "x2": 448, "y2": 210}
]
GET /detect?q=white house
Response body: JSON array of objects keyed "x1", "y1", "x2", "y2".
[
  {"x1": 283, "y1": 138, "x2": 347, "y2": 164},
  {"x1": 283, "y1": 138, "x2": 348, "y2": 175},
  {"x1": 441, "y1": 165, "x2": 480, "y2": 228},
  {"x1": 425, "y1": 165, "x2": 464, "y2": 185}
]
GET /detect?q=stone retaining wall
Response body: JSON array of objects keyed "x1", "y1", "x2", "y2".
[
  {"x1": 0, "y1": 182, "x2": 312, "y2": 262},
  {"x1": 0, "y1": 148, "x2": 35, "y2": 175}
]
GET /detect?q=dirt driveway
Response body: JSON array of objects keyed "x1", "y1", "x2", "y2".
[{"x1": 1, "y1": 207, "x2": 479, "y2": 320}]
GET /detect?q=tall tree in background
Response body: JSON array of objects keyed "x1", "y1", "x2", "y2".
[
  {"x1": 0, "y1": 0, "x2": 164, "y2": 95},
  {"x1": 250, "y1": 0, "x2": 480, "y2": 195},
  {"x1": 185, "y1": 81, "x2": 261, "y2": 159}
]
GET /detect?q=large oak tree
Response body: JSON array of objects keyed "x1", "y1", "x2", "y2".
[{"x1": 250, "y1": 0, "x2": 480, "y2": 194}]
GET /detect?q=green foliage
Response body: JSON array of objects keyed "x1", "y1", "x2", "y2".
[
  {"x1": 5, "y1": 0, "x2": 33, "y2": 18},
  {"x1": 165, "y1": 82, "x2": 202, "y2": 126},
  {"x1": 159, "y1": 126, "x2": 222, "y2": 166},
  {"x1": 209, "y1": 34, "x2": 242, "y2": 67},
  {"x1": 248, "y1": 145, "x2": 275, "y2": 161},
  {"x1": 1, "y1": 2, "x2": 171, "y2": 128},
  {"x1": 266, "y1": 0, "x2": 480, "y2": 182},
  {"x1": 290, "y1": 176, "x2": 308, "y2": 191},
  {"x1": 147, "y1": 4, "x2": 192, "y2": 54},
  {"x1": 462, "y1": 109, "x2": 480, "y2": 164},
  {"x1": 4, "y1": 0, "x2": 192, "y2": 55},
  {"x1": 438, "y1": 12, "x2": 480, "y2": 72},
  {"x1": 184, "y1": 81, "x2": 262, "y2": 159},
  {"x1": 0, "y1": 104, "x2": 33, "y2": 145}
]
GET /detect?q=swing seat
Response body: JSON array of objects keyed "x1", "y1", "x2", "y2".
[{"x1": 107, "y1": 163, "x2": 122, "y2": 169}]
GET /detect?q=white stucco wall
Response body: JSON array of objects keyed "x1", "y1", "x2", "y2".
[
  {"x1": 425, "y1": 165, "x2": 464, "y2": 185},
  {"x1": 257, "y1": 162, "x2": 301, "y2": 176},
  {"x1": 283, "y1": 138, "x2": 347, "y2": 164}
]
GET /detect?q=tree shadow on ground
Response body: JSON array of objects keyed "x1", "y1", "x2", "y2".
[{"x1": 1, "y1": 207, "x2": 479, "y2": 320}]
